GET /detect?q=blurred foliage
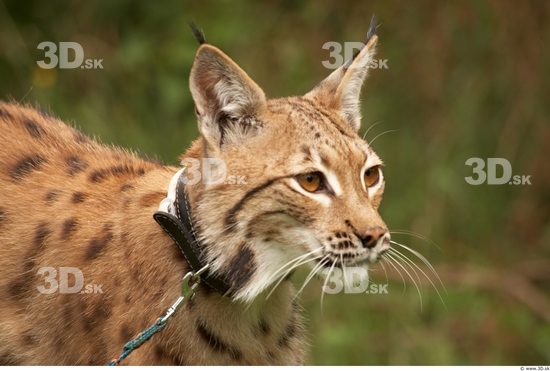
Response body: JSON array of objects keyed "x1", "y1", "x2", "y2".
[{"x1": 1, "y1": 0, "x2": 549, "y2": 365}]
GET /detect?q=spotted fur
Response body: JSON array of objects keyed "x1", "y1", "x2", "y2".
[{"x1": 0, "y1": 22, "x2": 388, "y2": 365}]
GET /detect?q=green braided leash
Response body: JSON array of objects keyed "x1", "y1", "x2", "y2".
[
  {"x1": 108, "y1": 317, "x2": 167, "y2": 366},
  {"x1": 107, "y1": 267, "x2": 207, "y2": 366}
]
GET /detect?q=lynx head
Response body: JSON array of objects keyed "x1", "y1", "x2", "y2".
[{"x1": 185, "y1": 20, "x2": 390, "y2": 302}]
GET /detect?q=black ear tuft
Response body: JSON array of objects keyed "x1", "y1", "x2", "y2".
[
  {"x1": 189, "y1": 21, "x2": 206, "y2": 45},
  {"x1": 366, "y1": 14, "x2": 378, "y2": 43},
  {"x1": 346, "y1": 15, "x2": 379, "y2": 69}
]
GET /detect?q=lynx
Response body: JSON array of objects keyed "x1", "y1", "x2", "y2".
[{"x1": 0, "y1": 20, "x2": 391, "y2": 365}]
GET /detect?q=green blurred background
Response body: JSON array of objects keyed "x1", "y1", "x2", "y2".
[{"x1": 1, "y1": 0, "x2": 548, "y2": 365}]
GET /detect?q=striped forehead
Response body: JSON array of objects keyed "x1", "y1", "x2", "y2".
[
  {"x1": 310, "y1": 142, "x2": 371, "y2": 171},
  {"x1": 305, "y1": 131, "x2": 373, "y2": 164}
]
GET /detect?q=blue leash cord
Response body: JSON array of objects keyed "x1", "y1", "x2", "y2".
[
  {"x1": 108, "y1": 317, "x2": 167, "y2": 366},
  {"x1": 107, "y1": 268, "x2": 207, "y2": 366}
]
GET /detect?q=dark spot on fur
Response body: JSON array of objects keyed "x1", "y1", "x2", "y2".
[
  {"x1": 45, "y1": 189, "x2": 60, "y2": 203},
  {"x1": 8, "y1": 279, "x2": 27, "y2": 299},
  {"x1": 0, "y1": 207, "x2": 6, "y2": 224},
  {"x1": 226, "y1": 243, "x2": 256, "y2": 290},
  {"x1": 66, "y1": 155, "x2": 89, "y2": 175},
  {"x1": 11, "y1": 154, "x2": 46, "y2": 180},
  {"x1": 35, "y1": 222, "x2": 50, "y2": 248},
  {"x1": 120, "y1": 230, "x2": 130, "y2": 243},
  {"x1": 0, "y1": 107, "x2": 13, "y2": 119},
  {"x1": 62, "y1": 218, "x2": 78, "y2": 240},
  {"x1": 89, "y1": 164, "x2": 145, "y2": 183},
  {"x1": 8, "y1": 222, "x2": 49, "y2": 299},
  {"x1": 186, "y1": 297, "x2": 197, "y2": 309},
  {"x1": 86, "y1": 223, "x2": 113, "y2": 259},
  {"x1": 72, "y1": 192, "x2": 86, "y2": 203},
  {"x1": 154, "y1": 345, "x2": 186, "y2": 365},
  {"x1": 80, "y1": 295, "x2": 112, "y2": 333},
  {"x1": 122, "y1": 197, "x2": 131, "y2": 210},
  {"x1": 61, "y1": 296, "x2": 73, "y2": 331},
  {"x1": 327, "y1": 237, "x2": 332, "y2": 241},
  {"x1": 111, "y1": 165, "x2": 127, "y2": 176},
  {"x1": 119, "y1": 325, "x2": 133, "y2": 342},
  {"x1": 120, "y1": 183, "x2": 134, "y2": 191},
  {"x1": 24, "y1": 119, "x2": 45, "y2": 138},
  {"x1": 21, "y1": 329, "x2": 38, "y2": 345},
  {"x1": 172, "y1": 355, "x2": 186, "y2": 366},
  {"x1": 259, "y1": 320, "x2": 271, "y2": 336},
  {"x1": 140, "y1": 191, "x2": 165, "y2": 208},
  {"x1": 197, "y1": 321, "x2": 242, "y2": 361},
  {"x1": 154, "y1": 345, "x2": 167, "y2": 361},
  {"x1": 335, "y1": 232, "x2": 342, "y2": 238},
  {"x1": 89, "y1": 169, "x2": 108, "y2": 183},
  {"x1": 74, "y1": 130, "x2": 89, "y2": 143},
  {"x1": 0, "y1": 352, "x2": 19, "y2": 366},
  {"x1": 315, "y1": 132, "x2": 321, "y2": 138},
  {"x1": 336, "y1": 125, "x2": 354, "y2": 138},
  {"x1": 278, "y1": 323, "x2": 297, "y2": 348}
]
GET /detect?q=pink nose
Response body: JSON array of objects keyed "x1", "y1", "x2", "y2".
[{"x1": 361, "y1": 227, "x2": 387, "y2": 249}]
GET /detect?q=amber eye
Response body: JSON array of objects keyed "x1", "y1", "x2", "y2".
[
  {"x1": 364, "y1": 166, "x2": 380, "y2": 187},
  {"x1": 296, "y1": 172, "x2": 323, "y2": 192}
]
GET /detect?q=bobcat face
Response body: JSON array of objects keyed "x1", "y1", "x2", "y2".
[{"x1": 186, "y1": 26, "x2": 388, "y2": 301}]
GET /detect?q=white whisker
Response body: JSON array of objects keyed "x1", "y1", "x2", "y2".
[
  {"x1": 270, "y1": 247, "x2": 323, "y2": 284},
  {"x1": 388, "y1": 250, "x2": 423, "y2": 293},
  {"x1": 391, "y1": 240, "x2": 446, "y2": 294},
  {"x1": 379, "y1": 259, "x2": 390, "y2": 286},
  {"x1": 382, "y1": 256, "x2": 407, "y2": 296},
  {"x1": 386, "y1": 253, "x2": 423, "y2": 312},
  {"x1": 390, "y1": 230, "x2": 443, "y2": 252},
  {"x1": 368, "y1": 129, "x2": 397, "y2": 145},
  {"x1": 320, "y1": 257, "x2": 338, "y2": 314},
  {"x1": 266, "y1": 249, "x2": 323, "y2": 300},
  {"x1": 362, "y1": 121, "x2": 383, "y2": 141},
  {"x1": 294, "y1": 256, "x2": 329, "y2": 300},
  {"x1": 390, "y1": 247, "x2": 446, "y2": 308}
]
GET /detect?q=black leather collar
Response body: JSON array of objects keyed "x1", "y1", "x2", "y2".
[{"x1": 153, "y1": 172, "x2": 232, "y2": 296}]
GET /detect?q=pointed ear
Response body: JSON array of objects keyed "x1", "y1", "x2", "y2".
[
  {"x1": 189, "y1": 44, "x2": 267, "y2": 152},
  {"x1": 305, "y1": 16, "x2": 379, "y2": 132}
]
